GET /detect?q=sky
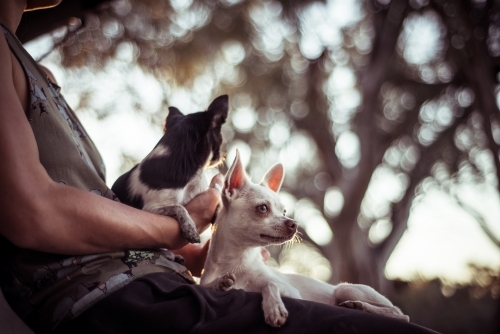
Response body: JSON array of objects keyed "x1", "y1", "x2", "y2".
[{"x1": 24, "y1": 0, "x2": 500, "y2": 285}]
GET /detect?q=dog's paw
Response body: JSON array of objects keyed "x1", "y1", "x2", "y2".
[
  {"x1": 263, "y1": 303, "x2": 288, "y2": 328},
  {"x1": 217, "y1": 273, "x2": 236, "y2": 291},
  {"x1": 339, "y1": 300, "x2": 363, "y2": 310},
  {"x1": 180, "y1": 225, "x2": 201, "y2": 244},
  {"x1": 178, "y1": 217, "x2": 200, "y2": 243},
  {"x1": 339, "y1": 300, "x2": 410, "y2": 322},
  {"x1": 152, "y1": 205, "x2": 200, "y2": 243},
  {"x1": 334, "y1": 283, "x2": 409, "y2": 321}
]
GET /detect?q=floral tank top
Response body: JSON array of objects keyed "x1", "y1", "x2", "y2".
[{"x1": 0, "y1": 23, "x2": 194, "y2": 333}]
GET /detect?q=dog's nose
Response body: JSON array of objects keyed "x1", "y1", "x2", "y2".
[{"x1": 284, "y1": 219, "x2": 298, "y2": 231}]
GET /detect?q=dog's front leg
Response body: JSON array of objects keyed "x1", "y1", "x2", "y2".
[
  {"x1": 261, "y1": 282, "x2": 288, "y2": 327},
  {"x1": 150, "y1": 204, "x2": 200, "y2": 243},
  {"x1": 261, "y1": 281, "x2": 301, "y2": 327}
]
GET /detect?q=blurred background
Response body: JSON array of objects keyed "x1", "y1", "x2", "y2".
[{"x1": 19, "y1": 0, "x2": 500, "y2": 332}]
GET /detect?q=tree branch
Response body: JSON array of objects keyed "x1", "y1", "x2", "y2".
[
  {"x1": 375, "y1": 106, "x2": 474, "y2": 265},
  {"x1": 293, "y1": 53, "x2": 343, "y2": 182},
  {"x1": 432, "y1": 0, "x2": 500, "y2": 192},
  {"x1": 453, "y1": 192, "x2": 500, "y2": 249},
  {"x1": 355, "y1": 0, "x2": 409, "y2": 181}
]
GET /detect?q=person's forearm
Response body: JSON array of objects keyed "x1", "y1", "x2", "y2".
[
  {"x1": 0, "y1": 35, "x2": 196, "y2": 256},
  {"x1": 7, "y1": 180, "x2": 187, "y2": 255}
]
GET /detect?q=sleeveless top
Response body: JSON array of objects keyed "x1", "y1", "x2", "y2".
[{"x1": 0, "y1": 23, "x2": 194, "y2": 333}]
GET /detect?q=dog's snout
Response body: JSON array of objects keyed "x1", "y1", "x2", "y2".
[{"x1": 284, "y1": 219, "x2": 297, "y2": 231}]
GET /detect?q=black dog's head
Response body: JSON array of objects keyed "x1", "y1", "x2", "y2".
[
  {"x1": 111, "y1": 95, "x2": 229, "y2": 204},
  {"x1": 163, "y1": 95, "x2": 228, "y2": 168}
]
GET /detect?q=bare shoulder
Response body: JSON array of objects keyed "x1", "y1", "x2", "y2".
[
  {"x1": 0, "y1": 30, "x2": 31, "y2": 114},
  {"x1": 0, "y1": 31, "x2": 14, "y2": 87},
  {"x1": 0, "y1": 29, "x2": 48, "y2": 248}
]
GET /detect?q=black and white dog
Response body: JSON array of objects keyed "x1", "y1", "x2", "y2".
[{"x1": 112, "y1": 95, "x2": 228, "y2": 243}]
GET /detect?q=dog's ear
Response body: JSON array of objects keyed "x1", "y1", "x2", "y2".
[
  {"x1": 224, "y1": 149, "x2": 248, "y2": 198},
  {"x1": 164, "y1": 107, "x2": 184, "y2": 133},
  {"x1": 207, "y1": 95, "x2": 228, "y2": 129},
  {"x1": 260, "y1": 163, "x2": 284, "y2": 193}
]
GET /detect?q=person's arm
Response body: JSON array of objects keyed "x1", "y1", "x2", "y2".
[
  {"x1": 172, "y1": 241, "x2": 211, "y2": 277},
  {"x1": 0, "y1": 35, "x2": 221, "y2": 255}
]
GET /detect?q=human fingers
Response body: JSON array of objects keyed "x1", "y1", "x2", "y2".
[
  {"x1": 208, "y1": 173, "x2": 224, "y2": 194},
  {"x1": 261, "y1": 247, "x2": 271, "y2": 263},
  {"x1": 206, "y1": 174, "x2": 223, "y2": 223},
  {"x1": 185, "y1": 174, "x2": 223, "y2": 233},
  {"x1": 203, "y1": 173, "x2": 223, "y2": 216},
  {"x1": 202, "y1": 238, "x2": 210, "y2": 255}
]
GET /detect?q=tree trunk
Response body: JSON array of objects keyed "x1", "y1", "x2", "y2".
[{"x1": 326, "y1": 0, "x2": 408, "y2": 288}]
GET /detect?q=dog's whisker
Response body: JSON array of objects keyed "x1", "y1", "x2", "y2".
[
  {"x1": 293, "y1": 234, "x2": 302, "y2": 244},
  {"x1": 283, "y1": 237, "x2": 297, "y2": 250}
]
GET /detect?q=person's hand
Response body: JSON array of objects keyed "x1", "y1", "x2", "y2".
[
  {"x1": 184, "y1": 173, "x2": 223, "y2": 235},
  {"x1": 173, "y1": 174, "x2": 222, "y2": 275},
  {"x1": 261, "y1": 247, "x2": 271, "y2": 263},
  {"x1": 172, "y1": 240, "x2": 210, "y2": 277},
  {"x1": 166, "y1": 174, "x2": 222, "y2": 250}
]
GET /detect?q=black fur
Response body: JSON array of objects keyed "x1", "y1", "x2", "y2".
[
  {"x1": 112, "y1": 95, "x2": 228, "y2": 209},
  {"x1": 112, "y1": 165, "x2": 144, "y2": 208}
]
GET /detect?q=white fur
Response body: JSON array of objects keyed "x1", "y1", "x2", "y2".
[{"x1": 201, "y1": 152, "x2": 410, "y2": 327}]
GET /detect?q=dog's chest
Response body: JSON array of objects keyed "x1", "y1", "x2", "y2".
[{"x1": 214, "y1": 249, "x2": 269, "y2": 291}]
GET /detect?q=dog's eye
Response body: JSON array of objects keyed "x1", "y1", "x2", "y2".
[
  {"x1": 283, "y1": 209, "x2": 286, "y2": 216},
  {"x1": 257, "y1": 204, "x2": 268, "y2": 213}
]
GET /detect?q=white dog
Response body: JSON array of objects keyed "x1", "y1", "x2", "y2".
[{"x1": 201, "y1": 151, "x2": 409, "y2": 327}]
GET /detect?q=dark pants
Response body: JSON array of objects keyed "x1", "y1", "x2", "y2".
[{"x1": 55, "y1": 273, "x2": 439, "y2": 334}]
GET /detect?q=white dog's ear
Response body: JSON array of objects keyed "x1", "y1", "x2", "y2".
[
  {"x1": 260, "y1": 163, "x2": 284, "y2": 193},
  {"x1": 224, "y1": 150, "x2": 248, "y2": 198}
]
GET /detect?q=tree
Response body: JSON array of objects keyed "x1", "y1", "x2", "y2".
[{"x1": 34, "y1": 0, "x2": 500, "y2": 291}]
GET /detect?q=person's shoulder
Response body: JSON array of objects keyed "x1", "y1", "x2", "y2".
[{"x1": 0, "y1": 29, "x2": 13, "y2": 85}]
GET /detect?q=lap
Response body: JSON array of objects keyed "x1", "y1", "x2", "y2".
[{"x1": 55, "y1": 273, "x2": 438, "y2": 334}]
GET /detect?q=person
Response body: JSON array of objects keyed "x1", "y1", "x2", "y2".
[{"x1": 0, "y1": 1, "x2": 439, "y2": 333}]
